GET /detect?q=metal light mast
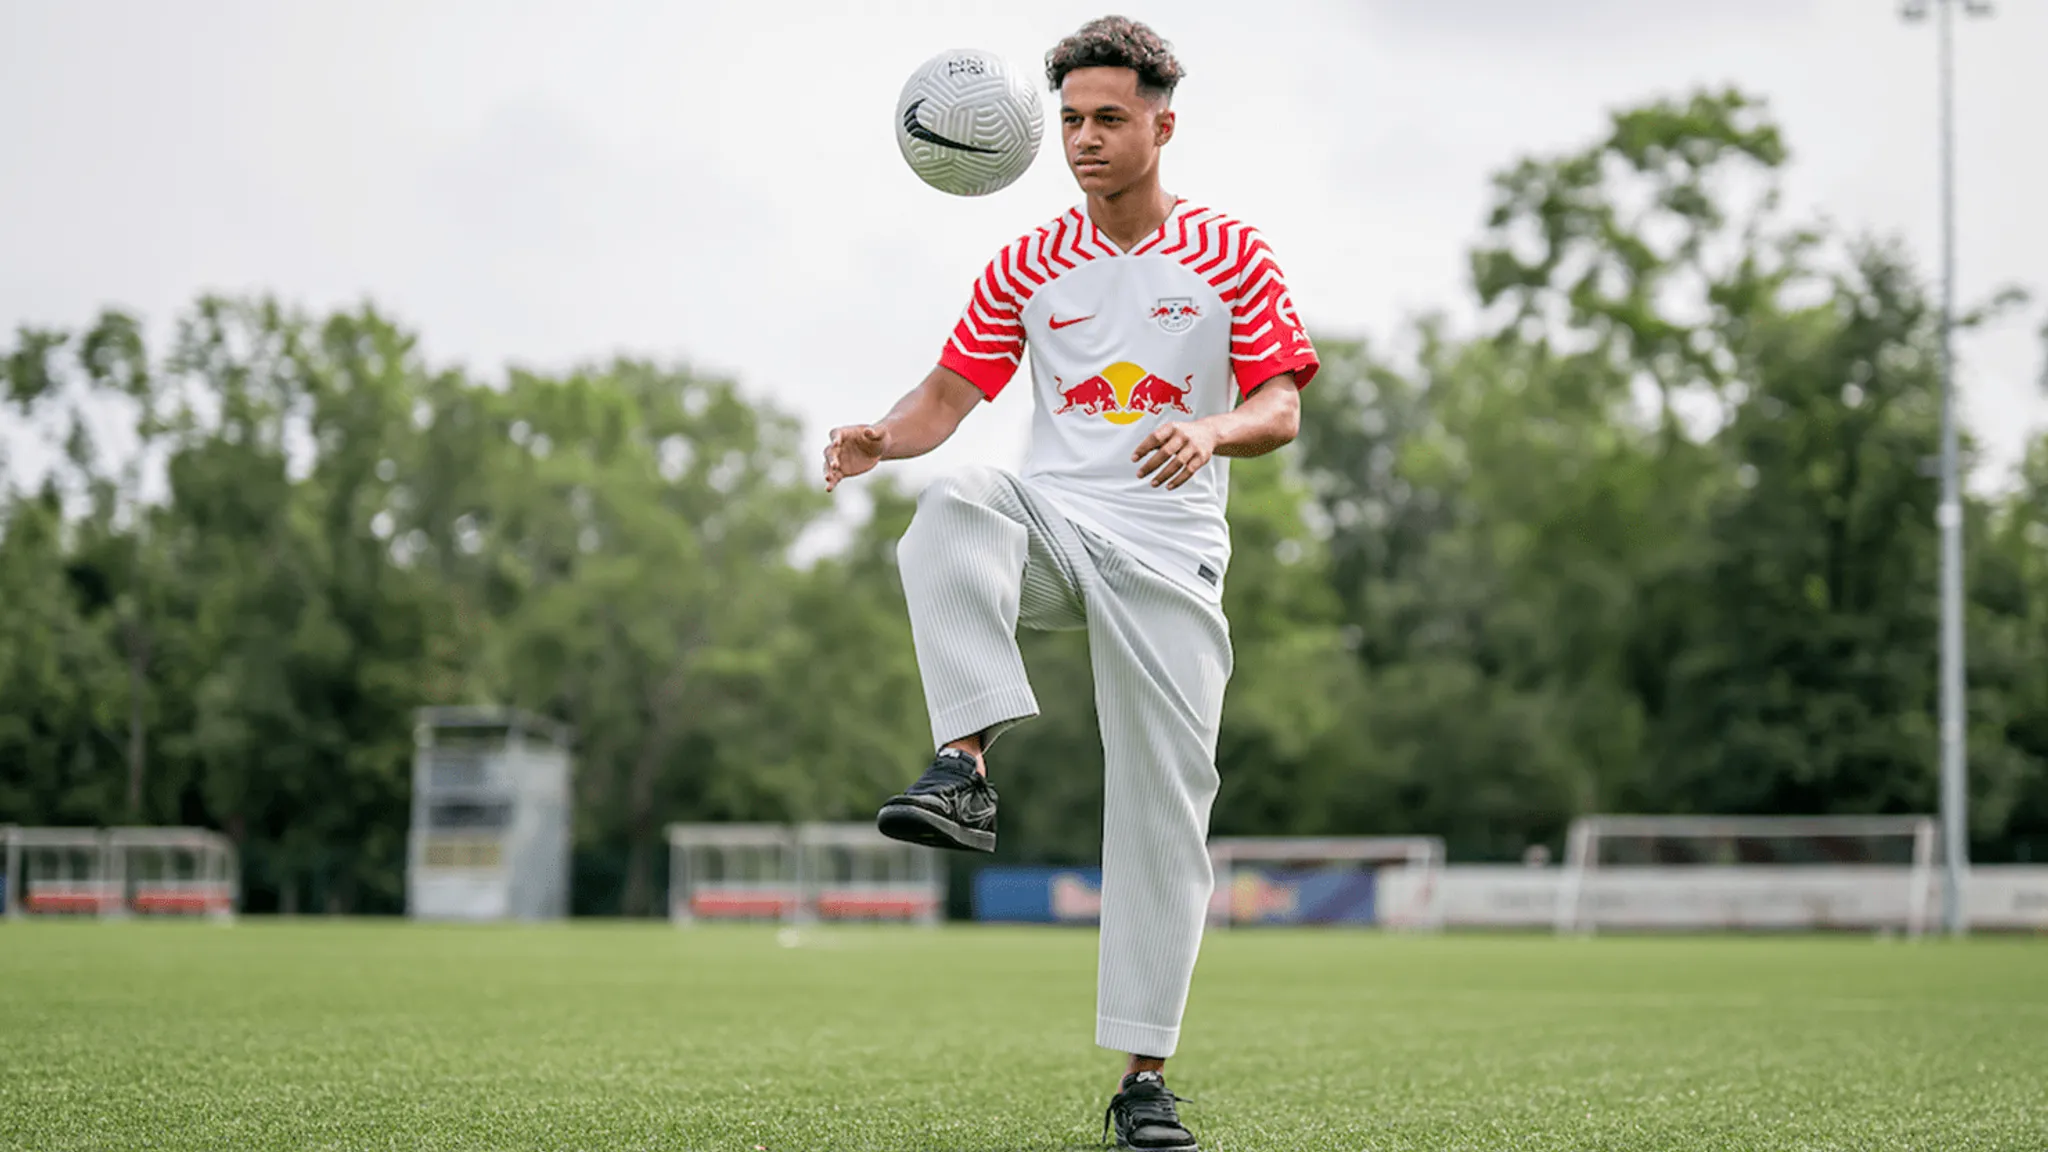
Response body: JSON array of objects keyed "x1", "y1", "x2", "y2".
[{"x1": 1899, "y1": 0, "x2": 1993, "y2": 936}]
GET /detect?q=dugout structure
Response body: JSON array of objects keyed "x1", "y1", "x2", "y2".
[
  {"x1": 1554, "y1": 814, "x2": 1940, "y2": 937},
  {"x1": 666, "y1": 822, "x2": 944, "y2": 926},
  {"x1": 1207, "y1": 836, "x2": 1446, "y2": 930},
  {"x1": 407, "y1": 707, "x2": 573, "y2": 922},
  {"x1": 666, "y1": 823, "x2": 798, "y2": 923},
  {"x1": 2, "y1": 826, "x2": 238, "y2": 920}
]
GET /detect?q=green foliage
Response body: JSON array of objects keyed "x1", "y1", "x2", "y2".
[{"x1": 2, "y1": 85, "x2": 2045, "y2": 910}]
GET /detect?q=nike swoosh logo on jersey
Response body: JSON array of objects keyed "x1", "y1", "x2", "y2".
[
  {"x1": 1048, "y1": 314, "x2": 1094, "y2": 330},
  {"x1": 902, "y1": 99, "x2": 1003, "y2": 155}
]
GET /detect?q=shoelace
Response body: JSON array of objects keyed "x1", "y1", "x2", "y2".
[
  {"x1": 1102, "y1": 1082, "x2": 1194, "y2": 1147},
  {"x1": 908, "y1": 755, "x2": 981, "y2": 795}
]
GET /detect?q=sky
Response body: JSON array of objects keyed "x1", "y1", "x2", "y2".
[{"x1": 3, "y1": 0, "x2": 2044, "y2": 514}]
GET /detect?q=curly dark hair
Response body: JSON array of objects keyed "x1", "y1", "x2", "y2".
[{"x1": 1045, "y1": 16, "x2": 1185, "y2": 101}]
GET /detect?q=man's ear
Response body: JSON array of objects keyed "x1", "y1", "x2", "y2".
[{"x1": 1156, "y1": 108, "x2": 1176, "y2": 147}]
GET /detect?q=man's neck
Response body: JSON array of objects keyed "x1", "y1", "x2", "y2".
[{"x1": 1086, "y1": 179, "x2": 1174, "y2": 252}]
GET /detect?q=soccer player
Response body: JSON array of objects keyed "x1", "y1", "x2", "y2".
[{"x1": 823, "y1": 16, "x2": 1316, "y2": 1151}]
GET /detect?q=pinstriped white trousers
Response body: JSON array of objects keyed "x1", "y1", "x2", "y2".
[{"x1": 896, "y1": 465, "x2": 1232, "y2": 1059}]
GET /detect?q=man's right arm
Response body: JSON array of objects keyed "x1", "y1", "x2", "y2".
[
  {"x1": 827, "y1": 238, "x2": 1029, "y2": 492},
  {"x1": 874, "y1": 364, "x2": 986, "y2": 460},
  {"x1": 823, "y1": 364, "x2": 985, "y2": 491}
]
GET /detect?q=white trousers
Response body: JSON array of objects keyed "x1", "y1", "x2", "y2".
[{"x1": 896, "y1": 465, "x2": 1232, "y2": 1058}]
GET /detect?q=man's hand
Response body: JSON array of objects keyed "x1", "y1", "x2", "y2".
[
  {"x1": 1133, "y1": 419, "x2": 1222, "y2": 490},
  {"x1": 824, "y1": 424, "x2": 889, "y2": 492}
]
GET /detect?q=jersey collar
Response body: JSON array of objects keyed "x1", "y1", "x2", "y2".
[{"x1": 1082, "y1": 196, "x2": 1189, "y2": 257}]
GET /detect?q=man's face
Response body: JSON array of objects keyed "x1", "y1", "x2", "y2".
[{"x1": 1059, "y1": 67, "x2": 1172, "y2": 198}]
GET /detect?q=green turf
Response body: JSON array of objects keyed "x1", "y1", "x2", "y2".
[{"x1": 1, "y1": 922, "x2": 2044, "y2": 1151}]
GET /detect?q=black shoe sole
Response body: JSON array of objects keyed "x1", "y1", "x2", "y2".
[
  {"x1": 876, "y1": 803, "x2": 996, "y2": 853},
  {"x1": 1113, "y1": 1129, "x2": 1199, "y2": 1152}
]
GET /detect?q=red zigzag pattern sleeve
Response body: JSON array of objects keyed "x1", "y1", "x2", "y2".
[
  {"x1": 938, "y1": 232, "x2": 1038, "y2": 400},
  {"x1": 1218, "y1": 225, "x2": 1319, "y2": 395}
]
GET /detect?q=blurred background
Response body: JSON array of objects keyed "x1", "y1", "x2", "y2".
[{"x1": 2, "y1": 0, "x2": 2044, "y2": 919}]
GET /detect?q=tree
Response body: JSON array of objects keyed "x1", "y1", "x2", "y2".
[{"x1": 4, "y1": 83, "x2": 2044, "y2": 906}]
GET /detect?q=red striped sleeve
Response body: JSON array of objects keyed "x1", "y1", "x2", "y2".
[
  {"x1": 1225, "y1": 229, "x2": 1318, "y2": 395},
  {"x1": 939, "y1": 239, "x2": 1033, "y2": 398},
  {"x1": 937, "y1": 213, "x2": 1095, "y2": 399}
]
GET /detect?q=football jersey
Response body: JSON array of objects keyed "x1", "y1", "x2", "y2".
[{"x1": 937, "y1": 199, "x2": 1319, "y2": 601}]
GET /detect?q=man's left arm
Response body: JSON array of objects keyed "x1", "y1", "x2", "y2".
[{"x1": 1133, "y1": 374, "x2": 1300, "y2": 490}]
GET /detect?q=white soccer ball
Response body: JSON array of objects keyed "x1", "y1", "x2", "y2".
[{"x1": 894, "y1": 49, "x2": 1043, "y2": 197}]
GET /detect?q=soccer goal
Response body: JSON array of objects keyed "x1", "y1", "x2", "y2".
[
  {"x1": 1553, "y1": 814, "x2": 1939, "y2": 937},
  {"x1": 2, "y1": 826, "x2": 238, "y2": 920},
  {"x1": 1207, "y1": 836, "x2": 1446, "y2": 931}
]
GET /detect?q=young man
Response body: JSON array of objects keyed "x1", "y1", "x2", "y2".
[{"x1": 823, "y1": 17, "x2": 1316, "y2": 1151}]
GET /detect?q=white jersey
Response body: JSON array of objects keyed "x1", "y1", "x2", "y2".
[{"x1": 938, "y1": 199, "x2": 1320, "y2": 600}]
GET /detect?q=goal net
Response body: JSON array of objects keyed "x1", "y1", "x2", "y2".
[
  {"x1": 2, "y1": 826, "x2": 238, "y2": 920},
  {"x1": 1553, "y1": 814, "x2": 1939, "y2": 937},
  {"x1": 1207, "y1": 836, "x2": 1446, "y2": 930}
]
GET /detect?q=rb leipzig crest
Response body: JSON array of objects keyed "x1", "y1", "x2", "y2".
[{"x1": 1150, "y1": 297, "x2": 1201, "y2": 334}]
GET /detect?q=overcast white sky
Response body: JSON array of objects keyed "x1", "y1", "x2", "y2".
[{"x1": 3, "y1": 0, "x2": 2043, "y2": 506}]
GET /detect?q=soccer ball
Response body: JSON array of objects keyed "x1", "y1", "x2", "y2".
[{"x1": 894, "y1": 49, "x2": 1043, "y2": 197}]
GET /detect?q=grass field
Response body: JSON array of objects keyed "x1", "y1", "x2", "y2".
[{"x1": 1, "y1": 921, "x2": 2044, "y2": 1151}]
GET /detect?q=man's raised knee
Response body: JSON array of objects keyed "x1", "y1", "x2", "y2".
[
  {"x1": 915, "y1": 465, "x2": 1007, "y2": 513},
  {"x1": 900, "y1": 466, "x2": 1007, "y2": 567},
  {"x1": 905, "y1": 466, "x2": 1007, "y2": 540}
]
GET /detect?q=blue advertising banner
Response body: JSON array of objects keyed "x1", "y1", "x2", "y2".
[
  {"x1": 1218, "y1": 869, "x2": 1377, "y2": 924},
  {"x1": 973, "y1": 867, "x2": 1102, "y2": 924},
  {"x1": 974, "y1": 866, "x2": 1378, "y2": 925}
]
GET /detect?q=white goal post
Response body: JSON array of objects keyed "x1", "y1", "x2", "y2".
[
  {"x1": 1554, "y1": 814, "x2": 1939, "y2": 937},
  {"x1": 2, "y1": 826, "x2": 239, "y2": 921},
  {"x1": 1207, "y1": 836, "x2": 1446, "y2": 930},
  {"x1": 665, "y1": 822, "x2": 945, "y2": 926}
]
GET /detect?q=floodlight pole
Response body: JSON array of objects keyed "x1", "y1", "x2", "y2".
[{"x1": 1902, "y1": 0, "x2": 1991, "y2": 936}]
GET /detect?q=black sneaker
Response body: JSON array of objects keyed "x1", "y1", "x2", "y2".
[
  {"x1": 875, "y1": 748, "x2": 998, "y2": 853},
  {"x1": 1104, "y1": 1071, "x2": 1198, "y2": 1151}
]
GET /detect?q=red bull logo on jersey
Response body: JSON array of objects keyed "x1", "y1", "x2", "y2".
[
  {"x1": 1052, "y1": 372, "x2": 1121, "y2": 418},
  {"x1": 1053, "y1": 362, "x2": 1195, "y2": 425},
  {"x1": 1150, "y1": 297, "x2": 1201, "y2": 334},
  {"x1": 1129, "y1": 373, "x2": 1193, "y2": 415}
]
